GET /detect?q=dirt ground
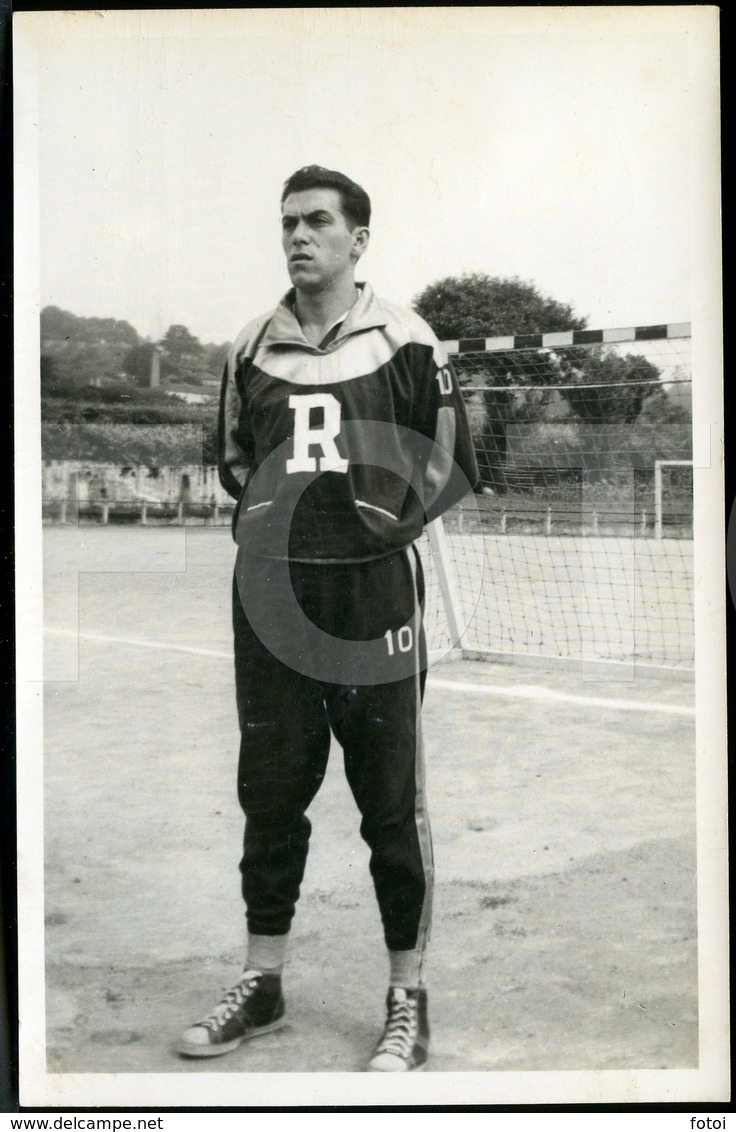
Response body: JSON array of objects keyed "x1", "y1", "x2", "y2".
[{"x1": 41, "y1": 527, "x2": 698, "y2": 1077}]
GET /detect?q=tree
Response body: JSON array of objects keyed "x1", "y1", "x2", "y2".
[
  {"x1": 557, "y1": 350, "x2": 661, "y2": 425},
  {"x1": 627, "y1": 377, "x2": 692, "y2": 477},
  {"x1": 546, "y1": 350, "x2": 663, "y2": 482},
  {"x1": 40, "y1": 305, "x2": 141, "y2": 387},
  {"x1": 412, "y1": 273, "x2": 586, "y2": 340},
  {"x1": 78, "y1": 315, "x2": 139, "y2": 348},
  {"x1": 202, "y1": 341, "x2": 231, "y2": 382},
  {"x1": 40, "y1": 352, "x2": 66, "y2": 396},
  {"x1": 159, "y1": 324, "x2": 208, "y2": 385},
  {"x1": 40, "y1": 305, "x2": 84, "y2": 344},
  {"x1": 123, "y1": 342, "x2": 159, "y2": 387}
]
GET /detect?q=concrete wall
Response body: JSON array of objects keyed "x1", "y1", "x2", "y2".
[{"x1": 43, "y1": 461, "x2": 233, "y2": 505}]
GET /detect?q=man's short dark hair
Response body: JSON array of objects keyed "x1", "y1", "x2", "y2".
[{"x1": 281, "y1": 165, "x2": 371, "y2": 229}]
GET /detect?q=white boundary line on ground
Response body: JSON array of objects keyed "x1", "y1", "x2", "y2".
[
  {"x1": 428, "y1": 677, "x2": 694, "y2": 716},
  {"x1": 460, "y1": 647, "x2": 695, "y2": 674},
  {"x1": 47, "y1": 628, "x2": 234, "y2": 660},
  {"x1": 44, "y1": 627, "x2": 694, "y2": 716}
]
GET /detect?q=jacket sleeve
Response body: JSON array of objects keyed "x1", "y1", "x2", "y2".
[
  {"x1": 409, "y1": 337, "x2": 480, "y2": 522},
  {"x1": 217, "y1": 349, "x2": 255, "y2": 500}
]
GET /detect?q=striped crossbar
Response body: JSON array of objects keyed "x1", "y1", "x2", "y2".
[{"x1": 443, "y1": 322, "x2": 691, "y2": 356}]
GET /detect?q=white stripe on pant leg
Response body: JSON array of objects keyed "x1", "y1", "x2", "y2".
[{"x1": 408, "y1": 547, "x2": 434, "y2": 969}]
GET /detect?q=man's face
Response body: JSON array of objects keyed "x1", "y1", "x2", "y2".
[{"x1": 281, "y1": 188, "x2": 368, "y2": 293}]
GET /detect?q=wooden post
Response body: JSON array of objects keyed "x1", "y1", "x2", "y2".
[
  {"x1": 592, "y1": 511, "x2": 599, "y2": 536},
  {"x1": 500, "y1": 508, "x2": 507, "y2": 534},
  {"x1": 545, "y1": 507, "x2": 552, "y2": 536},
  {"x1": 177, "y1": 501, "x2": 184, "y2": 524},
  {"x1": 60, "y1": 499, "x2": 67, "y2": 525},
  {"x1": 141, "y1": 501, "x2": 147, "y2": 526},
  {"x1": 102, "y1": 501, "x2": 109, "y2": 525}
]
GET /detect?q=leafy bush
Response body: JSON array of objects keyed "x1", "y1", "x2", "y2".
[{"x1": 42, "y1": 422, "x2": 205, "y2": 464}]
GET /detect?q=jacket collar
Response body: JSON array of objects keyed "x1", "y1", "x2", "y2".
[{"x1": 261, "y1": 282, "x2": 387, "y2": 351}]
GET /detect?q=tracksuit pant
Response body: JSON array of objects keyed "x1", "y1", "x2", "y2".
[{"x1": 232, "y1": 547, "x2": 433, "y2": 954}]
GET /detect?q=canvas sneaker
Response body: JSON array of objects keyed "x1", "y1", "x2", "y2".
[
  {"x1": 368, "y1": 986, "x2": 430, "y2": 1072},
  {"x1": 177, "y1": 969, "x2": 285, "y2": 1058}
]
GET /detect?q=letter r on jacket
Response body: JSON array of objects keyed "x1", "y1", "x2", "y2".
[{"x1": 286, "y1": 393, "x2": 348, "y2": 474}]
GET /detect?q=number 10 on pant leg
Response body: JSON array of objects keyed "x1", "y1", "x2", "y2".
[{"x1": 384, "y1": 626, "x2": 414, "y2": 655}]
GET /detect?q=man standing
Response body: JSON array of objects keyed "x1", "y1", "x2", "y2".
[{"x1": 178, "y1": 166, "x2": 478, "y2": 1071}]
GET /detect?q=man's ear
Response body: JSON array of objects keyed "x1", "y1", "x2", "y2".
[{"x1": 352, "y1": 226, "x2": 370, "y2": 261}]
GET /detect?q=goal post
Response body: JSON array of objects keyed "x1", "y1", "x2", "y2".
[
  {"x1": 426, "y1": 517, "x2": 466, "y2": 653},
  {"x1": 654, "y1": 460, "x2": 694, "y2": 540},
  {"x1": 425, "y1": 323, "x2": 694, "y2": 670}
]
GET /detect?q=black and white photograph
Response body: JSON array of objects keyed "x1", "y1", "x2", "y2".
[{"x1": 13, "y1": 6, "x2": 727, "y2": 1110}]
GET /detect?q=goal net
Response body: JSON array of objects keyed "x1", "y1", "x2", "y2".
[{"x1": 422, "y1": 324, "x2": 694, "y2": 670}]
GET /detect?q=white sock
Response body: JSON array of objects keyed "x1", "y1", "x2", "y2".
[
  {"x1": 246, "y1": 932, "x2": 288, "y2": 975},
  {"x1": 388, "y1": 948, "x2": 425, "y2": 989}
]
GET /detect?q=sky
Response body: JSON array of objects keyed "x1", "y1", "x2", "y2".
[{"x1": 16, "y1": 6, "x2": 720, "y2": 345}]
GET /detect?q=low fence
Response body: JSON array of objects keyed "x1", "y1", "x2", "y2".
[
  {"x1": 42, "y1": 496, "x2": 692, "y2": 538},
  {"x1": 445, "y1": 499, "x2": 692, "y2": 539},
  {"x1": 43, "y1": 497, "x2": 237, "y2": 526}
]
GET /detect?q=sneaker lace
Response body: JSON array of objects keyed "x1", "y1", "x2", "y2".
[
  {"x1": 376, "y1": 992, "x2": 417, "y2": 1057},
  {"x1": 197, "y1": 972, "x2": 261, "y2": 1033}
]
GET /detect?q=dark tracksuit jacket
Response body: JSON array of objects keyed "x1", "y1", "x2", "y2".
[{"x1": 219, "y1": 282, "x2": 479, "y2": 951}]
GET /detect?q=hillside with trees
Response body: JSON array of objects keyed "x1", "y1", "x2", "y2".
[
  {"x1": 39, "y1": 287, "x2": 691, "y2": 491},
  {"x1": 40, "y1": 306, "x2": 228, "y2": 463}
]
